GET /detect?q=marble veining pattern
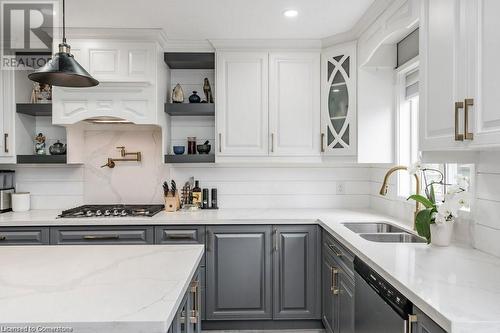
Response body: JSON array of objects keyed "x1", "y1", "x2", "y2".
[{"x1": 0, "y1": 245, "x2": 203, "y2": 333}]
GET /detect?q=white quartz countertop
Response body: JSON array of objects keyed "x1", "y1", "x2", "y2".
[
  {"x1": 0, "y1": 244, "x2": 204, "y2": 333},
  {"x1": 1, "y1": 208, "x2": 500, "y2": 333}
]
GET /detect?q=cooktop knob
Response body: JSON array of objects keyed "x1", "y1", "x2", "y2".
[
  {"x1": 120, "y1": 210, "x2": 128, "y2": 216},
  {"x1": 113, "y1": 209, "x2": 119, "y2": 216},
  {"x1": 104, "y1": 209, "x2": 111, "y2": 216},
  {"x1": 85, "y1": 210, "x2": 94, "y2": 217},
  {"x1": 95, "y1": 210, "x2": 102, "y2": 216}
]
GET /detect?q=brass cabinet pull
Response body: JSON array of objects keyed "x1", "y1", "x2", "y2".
[
  {"x1": 330, "y1": 266, "x2": 339, "y2": 295},
  {"x1": 190, "y1": 280, "x2": 199, "y2": 324},
  {"x1": 273, "y1": 228, "x2": 278, "y2": 252},
  {"x1": 454, "y1": 101, "x2": 464, "y2": 141},
  {"x1": 0, "y1": 235, "x2": 5, "y2": 241},
  {"x1": 167, "y1": 234, "x2": 194, "y2": 240},
  {"x1": 218, "y1": 133, "x2": 222, "y2": 153},
  {"x1": 408, "y1": 314, "x2": 418, "y2": 333},
  {"x1": 328, "y1": 244, "x2": 343, "y2": 257},
  {"x1": 4, "y1": 134, "x2": 8, "y2": 153},
  {"x1": 206, "y1": 230, "x2": 211, "y2": 252},
  {"x1": 464, "y1": 98, "x2": 474, "y2": 140},
  {"x1": 82, "y1": 235, "x2": 120, "y2": 240},
  {"x1": 321, "y1": 133, "x2": 325, "y2": 152}
]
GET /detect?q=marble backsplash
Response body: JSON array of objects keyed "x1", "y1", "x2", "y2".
[{"x1": 82, "y1": 125, "x2": 169, "y2": 204}]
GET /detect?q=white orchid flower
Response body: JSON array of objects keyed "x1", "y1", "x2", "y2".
[
  {"x1": 447, "y1": 184, "x2": 461, "y2": 195},
  {"x1": 455, "y1": 191, "x2": 471, "y2": 208},
  {"x1": 434, "y1": 213, "x2": 447, "y2": 225},
  {"x1": 438, "y1": 201, "x2": 458, "y2": 219},
  {"x1": 408, "y1": 161, "x2": 422, "y2": 176}
]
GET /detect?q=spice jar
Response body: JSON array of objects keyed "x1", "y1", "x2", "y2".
[{"x1": 187, "y1": 137, "x2": 197, "y2": 154}]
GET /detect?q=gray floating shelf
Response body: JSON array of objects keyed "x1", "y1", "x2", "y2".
[
  {"x1": 164, "y1": 154, "x2": 215, "y2": 164},
  {"x1": 164, "y1": 52, "x2": 215, "y2": 69},
  {"x1": 17, "y1": 155, "x2": 67, "y2": 164},
  {"x1": 165, "y1": 103, "x2": 215, "y2": 116},
  {"x1": 16, "y1": 103, "x2": 52, "y2": 116}
]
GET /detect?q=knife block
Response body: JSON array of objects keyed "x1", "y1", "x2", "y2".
[{"x1": 164, "y1": 193, "x2": 181, "y2": 212}]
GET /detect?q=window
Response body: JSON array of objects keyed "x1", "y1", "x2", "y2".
[{"x1": 395, "y1": 59, "x2": 472, "y2": 204}]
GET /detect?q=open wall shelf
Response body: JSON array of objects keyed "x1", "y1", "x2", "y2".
[
  {"x1": 165, "y1": 103, "x2": 215, "y2": 116},
  {"x1": 17, "y1": 155, "x2": 67, "y2": 164},
  {"x1": 164, "y1": 53, "x2": 215, "y2": 69},
  {"x1": 16, "y1": 103, "x2": 52, "y2": 116},
  {"x1": 164, "y1": 154, "x2": 215, "y2": 163}
]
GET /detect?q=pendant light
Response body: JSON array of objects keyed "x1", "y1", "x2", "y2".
[{"x1": 28, "y1": 0, "x2": 99, "y2": 87}]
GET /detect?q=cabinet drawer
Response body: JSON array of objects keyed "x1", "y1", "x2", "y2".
[
  {"x1": 0, "y1": 227, "x2": 49, "y2": 245},
  {"x1": 322, "y1": 229, "x2": 354, "y2": 278},
  {"x1": 50, "y1": 226, "x2": 153, "y2": 244},
  {"x1": 155, "y1": 226, "x2": 206, "y2": 266}
]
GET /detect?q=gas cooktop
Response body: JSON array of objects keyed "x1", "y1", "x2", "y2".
[{"x1": 58, "y1": 204, "x2": 164, "y2": 218}]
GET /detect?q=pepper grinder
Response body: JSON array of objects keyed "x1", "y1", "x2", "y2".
[{"x1": 211, "y1": 188, "x2": 218, "y2": 209}]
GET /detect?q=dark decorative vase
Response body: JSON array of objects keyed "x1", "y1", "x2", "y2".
[{"x1": 189, "y1": 91, "x2": 201, "y2": 103}]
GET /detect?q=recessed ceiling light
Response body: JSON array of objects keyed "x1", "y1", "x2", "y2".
[{"x1": 283, "y1": 9, "x2": 298, "y2": 18}]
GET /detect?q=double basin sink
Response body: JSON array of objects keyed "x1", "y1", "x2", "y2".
[{"x1": 342, "y1": 222, "x2": 426, "y2": 243}]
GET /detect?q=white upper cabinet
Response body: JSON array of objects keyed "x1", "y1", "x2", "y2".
[
  {"x1": 67, "y1": 40, "x2": 155, "y2": 83},
  {"x1": 420, "y1": 0, "x2": 465, "y2": 151},
  {"x1": 52, "y1": 37, "x2": 166, "y2": 125},
  {"x1": 420, "y1": 0, "x2": 500, "y2": 151},
  {"x1": 216, "y1": 51, "x2": 269, "y2": 156},
  {"x1": 321, "y1": 43, "x2": 357, "y2": 156},
  {"x1": 269, "y1": 52, "x2": 320, "y2": 156},
  {"x1": 0, "y1": 69, "x2": 14, "y2": 159}
]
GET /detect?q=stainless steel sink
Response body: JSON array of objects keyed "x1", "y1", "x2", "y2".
[
  {"x1": 359, "y1": 233, "x2": 426, "y2": 243},
  {"x1": 342, "y1": 222, "x2": 407, "y2": 234}
]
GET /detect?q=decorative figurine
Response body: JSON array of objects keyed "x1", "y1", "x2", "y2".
[
  {"x1": 203, "y1": 78, "x2": 214, "y2": 103},
  {"x1": 34, "y1": 133, "x2": 46, "y2": 155},
  {"x1": 172, "y1": 83, "x2": 184, "y2": 103},
  {"x1": 38, "y1": 83, "x2": 52, "y2": 103},
  {"x1": 189, "y1": 91, "x2": 201, "y2": 103}
]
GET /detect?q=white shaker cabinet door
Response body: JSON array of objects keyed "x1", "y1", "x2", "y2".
[
  {"x1": 216, "y1": 52, "x2": 269, "y2": 156},
  {"x1": 269, "y1": 52, "x2": 320, "y2": 156},
  {"x1": 419, "y1": 0, "x2": 467, "y2": 151},
  {"x1": 469, "y1": 0, "x2": 500, "y2": 147},
  {"x1": 321, "y1": 42, "x2": 357, "y2": 156}
]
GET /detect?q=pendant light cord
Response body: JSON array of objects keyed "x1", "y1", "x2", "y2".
[{"x1": 62, "y1": 0, "x2": 66, "y2": 43}]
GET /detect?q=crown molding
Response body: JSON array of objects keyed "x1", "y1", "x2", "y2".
[
  {"x1": 209, "y1": 39, "x2": 322, "y2": 51},
  {"x1": 64, "y1": 28, "x2": 169, "y2": 49},
  {"x1": 165, "y1": 39, "x2": 215, "y2": 52},
  {"x1": 321, "y1": 0, "x2": 395, "y2": 47}
]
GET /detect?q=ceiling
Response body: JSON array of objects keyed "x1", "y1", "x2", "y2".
[{"x1": 65, "y1": 0, "x2": 375, "y2": 40}]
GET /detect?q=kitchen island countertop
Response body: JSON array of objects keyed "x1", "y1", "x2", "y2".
[{"x1": 0, "y1": 244, "x2": 204, "y2": 333}]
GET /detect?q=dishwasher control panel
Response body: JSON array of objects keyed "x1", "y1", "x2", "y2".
[{"x1": 354, "y1": 257, "x2": 413, "y2": 318}]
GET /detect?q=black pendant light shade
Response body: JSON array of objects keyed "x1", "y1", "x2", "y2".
[
  {"x1": 28, "y1": 0, "x2": 99, "y2": 88},
  {"x1": 28, "y1": 44, "x2": 99, "y2": 87}
]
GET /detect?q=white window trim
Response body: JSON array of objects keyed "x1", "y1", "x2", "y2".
[{"x1": 395, "y1": 56, "x2": 419, "y2": 202}]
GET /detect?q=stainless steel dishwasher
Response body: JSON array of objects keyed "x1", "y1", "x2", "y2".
[{"x1": 354, "y1": 257, "x2": 417, "y2": 333}]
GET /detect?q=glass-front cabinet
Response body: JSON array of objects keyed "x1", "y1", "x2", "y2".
[{"x1": 321, "y1": 42, "x2": 357, "y2": 156}]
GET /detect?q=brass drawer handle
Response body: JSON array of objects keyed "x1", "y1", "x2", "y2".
[
  {"x1": 82, "y1": 235, "x2": 120, "y2": 240},
  {"x1": 167, "y1": 234, "x2": 194, "y2": 240},
  {"x1": 464, "y1": 98, "x2": 474, "y2": 140},
  {"x1": 4, "y1": 134, "x2": 8, "y2": 153},
  {"x1": 0, "y1": 235, "x2": 6, "y2": 241},
  {"x1": 321, "y1": 133, "x2": 325, "y2": 152},
  {"x1": 218, "y1": 133, "x2": 222, "y2": 153},
  {"x1": 408, "y1": 314, "x2": 418, "y2": 333},
  {"x1": 455, "y1": 101, "x2": 464, "y2": 141},
  {"x1": 328, "y1": 244, "x2": 343, "y2": 257},
  {"x1": 273, "y1": 228, "x2": 279, "y2": 252},
  {"x1": 330, "y1": 266, "x2": 339, "y2": 295}
]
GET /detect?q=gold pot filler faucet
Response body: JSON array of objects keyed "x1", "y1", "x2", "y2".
[
  {"x1": 379, "y1": 165, "x2": 421, "y2": 230},
  {"x1": 101, "y1": 146, "x2": 142, "y2": 168}
]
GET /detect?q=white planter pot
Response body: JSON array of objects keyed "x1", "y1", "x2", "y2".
[{"x1": 430, "y1": 221, "x2": 454, "y2": 246}]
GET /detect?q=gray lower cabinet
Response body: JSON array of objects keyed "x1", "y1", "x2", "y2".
[
  {"x1": 273, "y1": 225, "x2": 320, "y2": 320},
  {"x1": 205, "y1": 225, "x2": 273, "y2": 320},
  {"x1": 169, "y1": 270, "x2": 202, "y2": 333},
  {"x1": 412, "y1": 306, "x2": 447, "y2": 333},
  {"x1": 50, "y1": 226, "x2": 154, "y2": 244},
  {"x1": 0, "y1": 227, "x2": 49, "y2": 245},
  {"x1": 322, "y1": 228, "x2": 355, "y2": 333}
]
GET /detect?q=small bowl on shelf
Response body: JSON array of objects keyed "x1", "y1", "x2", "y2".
[
  {"x1": 196, "y1": 144, "x2": 211, "y2": 154},
  {"x1": 173, "y1": 146, "x2": 185, "y2": 155}
]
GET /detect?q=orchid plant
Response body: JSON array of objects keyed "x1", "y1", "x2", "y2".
[{"x1": 407, "y1": 162, "x2": 470, "y2": 243}]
